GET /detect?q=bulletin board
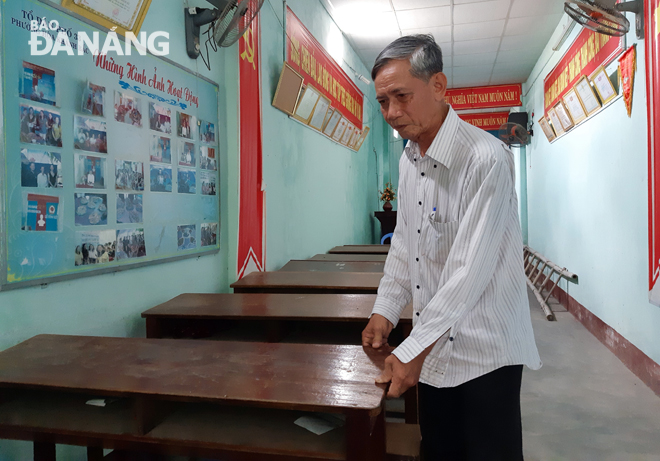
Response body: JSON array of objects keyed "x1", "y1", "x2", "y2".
[{"x1": 0, "y1": 0, "x2": 220, "y2": 290}]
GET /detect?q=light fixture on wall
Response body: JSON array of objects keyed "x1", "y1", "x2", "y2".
[
  {"x1": 356, "y1": 73, "x2": 371, "y2": 85},
  {"x1": 552, "y1": 17, "x2": 577, "y2": 51}
]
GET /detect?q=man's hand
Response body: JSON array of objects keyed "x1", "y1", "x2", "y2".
[
  {"x1": 362, "y1": 314, "x2": 394, "y2": 348},
  {"x1": 376, "y1": 343, "x2": 435, "y2": 398}
]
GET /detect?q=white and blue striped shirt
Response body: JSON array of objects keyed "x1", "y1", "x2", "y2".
[{"x1": 372, "y1": 107, "x2": 542, "y2": 388}]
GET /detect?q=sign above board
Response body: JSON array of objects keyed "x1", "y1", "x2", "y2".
[
  {"x1": 445, "y1": 84, "x2": 522, "y2": 110},
  {"x1": 458, "y1": 111, "x2": 510, "y2": 131},
  {"x1": 285, "y1": 7, "x2": 364, "y2": 130}
]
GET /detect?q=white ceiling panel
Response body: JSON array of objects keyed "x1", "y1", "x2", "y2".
[
  {"x1": 324, "y1": 0, "x2": 565, "y2": 89},
  {"x1": 453, "y1": 0, "x2": 511, "y2": 24},
  {"x1": 401, "y1": 26, "x2": 452, "y2": 43},
  {"x1": 396, "y1": 6, "x2": 452, "y2": 29},
  {"x1": 454, "y1": 20, "x2": 505, "y2": 41}
]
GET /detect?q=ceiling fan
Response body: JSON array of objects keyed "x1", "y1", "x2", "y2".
[{"x1": 564, "y1": 0, "x2": 644, "y2": 39}]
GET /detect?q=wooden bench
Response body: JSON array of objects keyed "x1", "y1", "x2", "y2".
[
  {"x1": 328, "y1": 245, "x2": 390, "y2": 255},
  {"x1": 230, "y1": 271, "x2": 383, "y2": 294},
  {"x1": 279, "y1": 260, "x2": 385, "y2": 273},
  {"x1": 0, "y1": 335, "x2": 421, "y2": 461},
  {"x1": 309, "y1": 254, "x2": 387, "y2": 262}
]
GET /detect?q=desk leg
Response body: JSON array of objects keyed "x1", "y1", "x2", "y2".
[
  {"x1": 404, "y1": 385, "x2": 419, "y2": 424},
  {"x1": 34, "y1": 442, "x2": 55, "y2": 461},
  {"x1": 86, "y1": 447, "x2": 103, "y2": 461},
  {"x1": 145, "y1": 318, "x2": 162, "y2": 339},
  {"x1": 346, "y1": 404, "x2": 386, "y2": 461}
]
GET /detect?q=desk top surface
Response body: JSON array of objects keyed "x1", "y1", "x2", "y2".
[
  {"x1": 230, "y1": 271, "x2": 383, "y2": 291},
  {"x1": 142, "y1": 293, "x2": 411, "y2": 322},
  {"x1": 309, "y1": 254, "x2": 388, "y2": 262},
  {"x1": 328, "y1": 245, "x2": 390, "y2": 255},
  {"x1": 280, "y1": 260, "x2": 385, "y2": 273},
  {"x1": 0, "y1": 335, "x2": 389, "y2": 412}
]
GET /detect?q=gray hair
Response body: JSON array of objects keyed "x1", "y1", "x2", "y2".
[{"x1": 371, "y1": 34, "x2": 444, "y2": 82}]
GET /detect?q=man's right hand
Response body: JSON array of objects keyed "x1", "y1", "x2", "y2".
[{"x1": 362, "y1": 314, "x2": 394, "y2": 349}]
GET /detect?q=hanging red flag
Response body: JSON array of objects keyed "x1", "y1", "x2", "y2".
[{"x1": 619, "y1": 44, "x2": 637, "y2": 117}]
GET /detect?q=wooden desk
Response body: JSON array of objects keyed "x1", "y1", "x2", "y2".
[
  {"x1": 280, "y1": 260, "x2": 385, "y2": 273},
  {"x1": 0, "y1": 335, "x2": 394, "y2": 461},
  {"x1": 231, "y1": 271, "x2": 383, "y2": 294},
  {"x1": 328, "y1": 245, "x2": 390, "y2": 255},
  {"x1": 309, "y1": 254, "x2": 387, "y2": 262}
]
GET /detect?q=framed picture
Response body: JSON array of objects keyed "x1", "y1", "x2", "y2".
[
  {"x1": 272, "y1": 63, "x2": 304, "y2": 116},
  {"x1": 293, "y1": 85, "x2": 321, "y2": 124},
  {"x1": 322, "y1": 109, "x2": 341, "y2": 137},
  {"x1": 353, "y1": 127, "x2": 370, "y2": 151},
  {"x1": 62, "y1": 0, "x2": 152, "y2": 36},
  {"x1": 562, "y1": 89, "x2": 587, "y2": 124},
  {"x1": 332, "y1": 117, "x2": 349, "y2": 142},
  {"x1": 553, "y1": 101, "x2": 574, "y2": 131},
  {"x1": 546, "y1": 108, "x2": 565, "y2": 136},
  {"x1": 308, "y1": 94, "x2": 331, "y2": 131},
  {"x1": 340, "y1": 123, "x2": 355, "y2": 146},
  {"x1": 590, "y1": 66, "x2": 617, "y2": 105},
  {"x1": 574, "y1": 76, "x2": 602, "y2": 116},
  {"x1": 538, "y1": 117, "x2": 556, "y2": 142},
  {"x1": 348, "y1": 128, "x2": 362, "y2": 149}
]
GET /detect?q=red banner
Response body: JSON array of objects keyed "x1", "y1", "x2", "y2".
[
  {"x1": 237, "y1": 14, "x2": 265, "y2": 279},
  {"x1": 286, "y1": 7, "x2": 364, "y2": 129},
  {"x1": 544, "y1": 28, "x2": 624, "y2": 115},
  {"x1": 647, "y1": 0, "x2": 660, "y2": 299},
  {"x1": 619, "y1": 45, "x2": 636, "y2": 117},
  {"x1": 458, "y1": 111, "x2": 509, "y2": 131},
  {"x1": 445, "y1": 84, "x2": 521, "y2": 110}
]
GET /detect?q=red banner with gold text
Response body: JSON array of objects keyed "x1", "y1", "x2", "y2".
[
  {"x1": 458, "y1": 112, "x2": 509, "y2": 131},
  {"x1": 543, "y1": 28, "x2": 623, "y2": 116},
  {"x1": 237, "y1": 14, "x2": 265, "y2": 279},
  {"x1": 445, "y1": 84, "x2": 521, "y2": 110},
  {"x1": 286, "y1": 7, "x2": 363, "y2": 129}
]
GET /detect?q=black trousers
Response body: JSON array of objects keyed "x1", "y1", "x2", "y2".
[{"x1": 418, "y1": 365, "x2": 524, "y2": 461}]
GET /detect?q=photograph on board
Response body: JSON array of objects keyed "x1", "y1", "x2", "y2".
[
  {"x1": 199, "y1": 120, "x2": 215, "y2": 143},
  {"x1": 179, "y1": 141, "x2": 196, "y2": 167},
  {"x1": 150, "y1": 164, "x2": 172, "y2": 192},
  {"x1": 74, "y1": 116, "x2": 107, "y2": 153},
  {"x1": 201, "y1": 222, "x2": 218, "y2": 247},
  {"x1": 177, "y1": 168, "x2": 196, "y2": 194},
  {"x1": 22, "y1": 193, "x2": 59, "y2": 232},
  {"x1": 177, "y1": 112, "x2": 195, "y2": 139},
  {"x1": 74, "y1": 154, "x2": 106, "y2": 189},
  {"x1": 116, "y1": 193, "x2": 143, "y2": 224},
  {"x1": 82, "y1": 82, "x2": 105, "y2": 117},
  {"x1": 199, "y1": 146, "x2": 216, "y2": 171},
  {"x1": 20, "y1": 104, "x2": 63, "y2": 147},
  {"x1": 200, "y1": 171, "x2": 216, "y2": 196},
  {"x1": 20, "y1": 149, "x2": 62, "y2": 188},
  {"x1": 114, "y1": 91, "x2": 142, "y2": 126},
  {"x1": 116, "y1": 228, "x2": 146, "y2": 260},
  {"x1": 75, "y1": 230, "x2": 116, "y2": 266},
  {"x1": 177, "y1": 224, "x2": 197, "y2": 250},
  {"x1": 20, "y1": 61, "x2": 56, "y2": 106},
  {"x1": 150, "y1": 135, "x2": 171, "y2": 163},
  {"x1": 149, "y1": 103, "x2": 172, "y2": 133},
  {"x1": 115, "y1": 160, "x2": 145, "y2": 192},
  {"x1": 75, "y1": 193, "x2": 108, "y2": 226}
]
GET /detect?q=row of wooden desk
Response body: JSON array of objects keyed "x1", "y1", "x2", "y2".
[{"x1": 0, "y1": 244, "x2": 420, "y2": 460}]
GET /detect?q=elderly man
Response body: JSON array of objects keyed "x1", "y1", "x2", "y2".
[{"x1": 362, "y1": 35, "x2": 541, "y2": 461}]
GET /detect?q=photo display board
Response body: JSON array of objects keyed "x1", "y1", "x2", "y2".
[{"x1": 1, "y1": 0, "x2": 220, "y2": 290}]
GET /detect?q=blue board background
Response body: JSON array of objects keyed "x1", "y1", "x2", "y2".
[{"x1": 1, "y1": 0, "x2": 220, "y2": 288}]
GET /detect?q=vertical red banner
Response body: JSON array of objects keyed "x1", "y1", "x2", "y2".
[
  {"x1": 237, "y1": 14, "x2": 265, "y2": 279},
  {"x1": 647, "y1": 0, "x2": 660, "y2": 303}
]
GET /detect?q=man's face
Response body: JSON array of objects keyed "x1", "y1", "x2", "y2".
[
  {"x1": 30, "y1": 163, "x2": 35, "y2": 172},
  {"x1": 375, "y1": 59, "x2": 446, "y2": 143}
]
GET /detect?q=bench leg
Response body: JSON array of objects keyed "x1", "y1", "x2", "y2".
[
  {"x1": 404, "y1": 385, "x2": 419, "y2": 424},
  {"x1": 87, "y1": 446, "x2": 103, "y2": 461},
  {"x1": 34, "y1": 442, "x2": 55, "y2": 461},
  {"x1": 346, "y1": 404, "x2": 386, "y2": 461}
]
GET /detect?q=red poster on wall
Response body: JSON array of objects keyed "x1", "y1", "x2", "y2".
[
  {"x1": 646, "y1": 0, "x2": 660, "y2": 304},
  {"x1": 286, "y1": 7, "x2": 364, "y2": 129},
  {"x1": 458, "y1": 111, "x2": 510, "y2": 131},
  {"x1": 237, "y1": 14, "x2": 265, "y2": 279},
  {"x1": 445, "y1": 85, "x2": 521, "y2": 110}
]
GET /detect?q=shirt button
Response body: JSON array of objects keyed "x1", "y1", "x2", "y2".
[
  {"x1": 416, "y1": 257, "x2": 419, "y2": 262},
  {"x1": 421, "y1": 172, "x2": 425, "y2": 177},
  {"x1": 417, "y1": 229, "x2": 420, "y2": 234},
  {"x1": 449, "y1": 337, "x2": 454, "y2": 341},
  {"x1": 418, "y1": 201, "x2": 422, "y2": 205},
  {"x1": 416, "y1": 312, "x2": 420, "y2": 316},
  {"x1": 416, "y1": 285, "x2": 420, "y2": 289},
  {"x1": 434, "y1": 164, "x2": 437, "y2": 168}
]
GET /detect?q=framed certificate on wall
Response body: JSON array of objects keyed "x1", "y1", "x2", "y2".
[
  {"x1": 353, "y1": 127, "x2": 370, "y2": 151},
  {"x1": 323, "y1": 109, "x2": 341, "y2": 137},
  {"x1": 62, "y1": 0, "x2": 152, "y2": 35},
  {"x1": 538, "y1": 117, "x2": 556, "y2": 142},
  {"x1": 574, "y1": 76, "x2": 602, "y2": 116},
  {"x1": 547, "y1": 107, "x2": 565, "y2": 136},
  {"x1": 308, "y1": 94, "x2": 331, "y2": 131},
  {"x1": 562, "y1": 89, "x2": 587, "y2": 124},
  {"x1": 272, "y1": 63, "x2": 304, "y2": 116},
  {"x1": 590, "y1": 66, "x2": 617, "y2": 105},
  {"x1": 332, "y1": 117, "x2": 349, "y2": 142},
  {"x1": 553, "y1": 101, "x2": 574, "y2": 131},
  {"x1": 293, "y1": 85, "x2": 321, "y2": 124}
]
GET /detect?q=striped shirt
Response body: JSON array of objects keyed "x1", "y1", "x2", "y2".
[{"x1": 372, "y1": 107, "x2": 542, "y2": 388}]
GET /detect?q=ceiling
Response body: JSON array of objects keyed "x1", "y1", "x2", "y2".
[{"x1": 323, "y1": 0, "x2": 567, "y2": 88}]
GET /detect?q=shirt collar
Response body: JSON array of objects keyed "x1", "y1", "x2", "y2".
[{"x1": 404, "y1": 106, "x2": 459, "y2": 169}]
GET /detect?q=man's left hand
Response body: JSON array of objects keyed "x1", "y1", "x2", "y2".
[{"x1": 375, "y1": 350, "x2": 429, "y2": 398}]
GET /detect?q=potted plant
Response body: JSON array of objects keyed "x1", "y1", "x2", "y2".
[{"x1": 379, "y1": 182, "x2": 396, "y2": 212}]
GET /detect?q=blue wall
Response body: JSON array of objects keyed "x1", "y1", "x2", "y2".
[{"x1": 523, "y1": 22, "x2": 660, "y2": 365}]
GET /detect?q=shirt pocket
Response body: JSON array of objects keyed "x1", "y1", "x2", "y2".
[{"x1": 425, "y1": 219, "x2": 459, "y2": 264}]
